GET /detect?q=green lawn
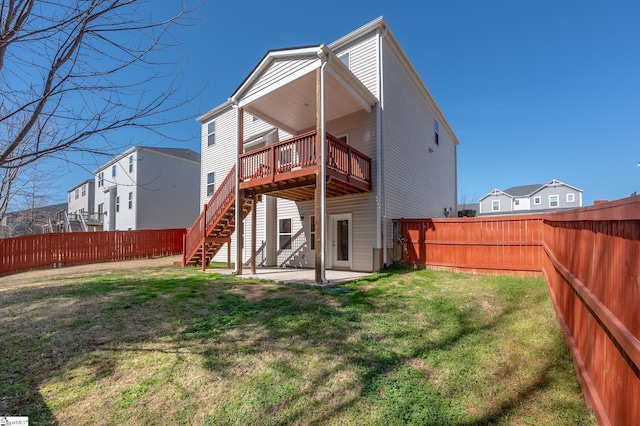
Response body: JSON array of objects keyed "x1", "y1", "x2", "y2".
[{"x1": 0, "y1": 260, "x2": 595, "y2": 425}]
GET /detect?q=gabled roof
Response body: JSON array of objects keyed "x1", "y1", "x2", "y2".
[
  {"x1": 94, "y1": 146, "x2": 200, "y2": 173},
  {"x1": 503, "y1": 184, "x2": 543, "y2": 197},
  {"x1": 480, "y1": 179, "x2": 583, "y2": 201},
  {"x1": 68, "y1": 178, "x2": 95, "y2": 193}
]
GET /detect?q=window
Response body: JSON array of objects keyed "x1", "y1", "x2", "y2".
[
  {"x1": 337, "y1": 134, "x2": 349, "y2": 144},
  {"x1": 115, "y1": 196, "x2": 120, "y2": 212},
  {"x1": 549, "y1": 195, "x2": 559, "y2": 208},
  {"x1": 534, "y1": 196, "x2": 541, "y2": 205},
  {"x1": 82, "y1": 185, "x2": 86, "y2": 197},
  {"x1": 75, "y1": 189, "x2": 79, "y2": 199},
  {"x1": 112, "y1": 164, "x2": 117, "y2": 177},
  {"x1": 98, "y1": 203, "x2": 104, "y2": 215},
  {"x1": 278, "y1": 218, "x2": 292, "y2": 250},
  {"x1": 514, "y1": 199, "x2": 520, "y2": 206},
  {"x1": 338, "y1": 51, "x2": 350, "y2": 68},
  {"x1": 310, "y1": 216, "x2": 315, "y2": 250},
  {"x1": 129, "y1": 155, "x2": 134, "y2": 173},
  {"x1": 98, "y1": 172, "x2": 104, "y2": 187},
  {"x1": 492, "y1": 200, "x2": 500, "y2": 211},
  {"x1": 128, "y1": 192, "x2": 133, "y2": 209},
  {"x1": 207, "y1": 121, "x2": 216, "y2": 146},
  {"x1": 252, "y1": 115, "x2": 259, "y2": 122},
  {"x1": 206, "y1": 172, "x2": 215, "y2": 197},
  {"x1": 434, "y1": 119, "x2": 440, "y2": 145},
  {"x1": 567, "y1": 193, "x2": 575, "y2": 202}
]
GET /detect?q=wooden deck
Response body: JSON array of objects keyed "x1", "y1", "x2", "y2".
[{"x1": 239, "y1": 131, "x2": 371, "y2": 201}]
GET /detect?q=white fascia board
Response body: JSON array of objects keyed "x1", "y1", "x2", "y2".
[
  {"x1": 232, "y1": 47, "x2": 322, "y2": 105},
  {"x1": 197, "y1": 100, "x2": 233, "y2": 123},
  {"x1": 237, "y1": 59, "x2": 321, "y2": 108},
  {"x1": 325, "y1": 66, "x2": 373, "y2": 113}
]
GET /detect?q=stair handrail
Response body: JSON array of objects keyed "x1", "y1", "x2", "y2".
[
  {"x1": 78, "y1": 213, "x2": 88, "y2": 232},
  {"x1": 183, "y1": 165, "x2": 237, "y2": 265},
  {"x1": 63, "y1": 210, "x2": 71, "y2": 232}
]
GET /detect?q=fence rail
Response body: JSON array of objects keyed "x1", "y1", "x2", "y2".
[
  {"x1": 399, "y1": 195, "x2": 640, "y2": 425},
  {"x1": 0, "y1": 228, "x2": 186, "y2": 275}
]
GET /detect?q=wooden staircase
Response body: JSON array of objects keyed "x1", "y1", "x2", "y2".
[{"x1": 182, "y1": 166, "x2": 252, "y2": 267}]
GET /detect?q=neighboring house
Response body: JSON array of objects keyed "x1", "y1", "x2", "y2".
[
  {"x1": 478, "y1": 179, "x2": 583, "y2": 215},
  {"x1": 63, "y1": 179, "x2": 102, "y2": 232},
  {"x1": 94, "y1": 146, "x2": 201, "y2": 231},
  {"x1": 186, "y1": 16, "x2": 459, "y2": 280}
]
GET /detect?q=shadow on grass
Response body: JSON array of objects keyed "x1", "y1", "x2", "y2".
[{"x1": 0, "y1": 267, "x2": 590, "y2": 424}]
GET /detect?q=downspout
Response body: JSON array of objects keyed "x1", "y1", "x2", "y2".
[
  {"x1": 377, "y1": 26, "x2": 388, "y2": 268},
  {"x1": 319, "y1": 53, "x2": 328, "y2": 284},
  {"x1": 233, "y1": 101, "x2": 241, "y2": 274}
]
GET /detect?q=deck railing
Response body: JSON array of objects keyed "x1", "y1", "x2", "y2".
[
  {"x1": 239, "y1": 131, "x2": 371, "y2": 186},
  {"x1": 183, "y1": 165, "x2": 236, "y2": 265}
]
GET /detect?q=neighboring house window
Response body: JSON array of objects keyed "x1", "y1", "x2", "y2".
[
  {"x1": 207, "y1": 121, "x2": 216, "y2": 146},
  {"x1": 338, "y1": 51, "x2": 350, "y2": 68},
  {"x1": 82, "y1": 185, "x2": 86, "y2": 197},
  {"x1": 279, "y1": 218, "x2": 292, "y2": 250},
  {"x1": 98, "y1": 203, "x2": 104, "y2": 215},
  {"x1": 112, "y1": 164, "x2": 117, "y2": 177},
  {"x1": 129, "y1": 155, "x2": 134, "y2": 173},
  {"x1": 128, "y1": 192, "x2": 133, "y2": 209},
  {"x1": 534, "y1": 196, "x2": 541, "y2": 205},
  {"x1": 98, "y1": 172, "x2": 104, "y2": 187},
  {"x1": 116, "y1": 196, "x2": 120, "y2": 212},
  {"x1": 310, "y1": 215, "x2": 315, "y2": 250},
  {"x1": 434, "y1": 119, "x2": 440, "y2": 145},
  {"x1": 75, "y1": 189, "x2": 79, "y2": 199},
  {"x1": 206, "y1": 172, "x2": 215, "y2": 197},
  {"x1": 514, "y1": 199, "x2": 520, "y2": 206},
  {"x1": 549, "y1": 195, "x2": 559, "y2": 208},
  {"x1": 492, "y1": 200, "x2": 500, "y2": 211},
  {"x1": 567, "y1": 193, "x2": 575, "y2": 202}
]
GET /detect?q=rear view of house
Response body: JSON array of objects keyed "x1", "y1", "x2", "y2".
[{"x1": 186, "y1": 17, "x2": 459, "y2": 281}]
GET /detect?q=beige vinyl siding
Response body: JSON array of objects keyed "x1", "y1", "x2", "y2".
[
  {"x1": 337, "y1": 35, "x2": 379, "y2": 98},
  {"x1": 245, "y1": 57, "x2": 317, "y2": 99},
  {"x1": 381, "y1": 39, "x2": 457, "y2": 247}
]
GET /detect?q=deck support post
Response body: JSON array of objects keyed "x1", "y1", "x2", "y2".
[
  {"x1": 235, "y1": 106, "x2": 244, "y2": 275},
  {"x1": 202, "y1": 203, "x2": 208, "y2": 272},
  {"x1": 314, "y1": 57, "x2": 328, "y2": 284},
  {"x1": 251, "y1": 195, "x2": 257, "y2": 274}
]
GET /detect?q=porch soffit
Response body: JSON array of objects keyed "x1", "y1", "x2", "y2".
[{"x1": 231, "y1": 46, "x2": 377, "y2": 135}]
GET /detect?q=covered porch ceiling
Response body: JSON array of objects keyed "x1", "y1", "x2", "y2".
[{"x1": 231, "y1": 45, "x2": 377, "y2": 135}]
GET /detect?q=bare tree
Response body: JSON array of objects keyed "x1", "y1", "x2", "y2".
[{"x1": 0, "y1": 0, "x2": 202, "y2": 218}]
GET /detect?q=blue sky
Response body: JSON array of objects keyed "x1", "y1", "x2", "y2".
[{"x1": 51, "y1": 0, "x2": 640, "y2": 207}]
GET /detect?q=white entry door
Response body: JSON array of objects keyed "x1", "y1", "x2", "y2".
[{"x1": 331, "y1": 213, "x2": 352, "y2": 269}]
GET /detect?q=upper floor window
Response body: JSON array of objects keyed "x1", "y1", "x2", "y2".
[
  {"x1": 129, "y1": 155, "x2": 134, "y2": 173},
  {"x1": 115, "y1": 196, "x2": 120, "y2": 212},
  {"x1": 534, "y1": 196, "x2": 541, "y2": 205},
  {"x1": 81, "y1": 185, "x2": 86, "y2": 197},
  {"x1": 567, "y1": 193, "x2": 575, "y2": 202},
  {"x1": 514, "y1": 199, "x2": 520, "y2": 206},
  {"x1": 75, "y1": 189, "x2": 79, "y2": 199},
  {"x1": 112, "y1": 164, "x2": 117, "y2": 177},
  {"x1": 338, "y1": 52, "x2": 350, "y2": 68},
  {"x1": 434, "y1": 119, "x2": 440, "y2": 145},
  {"x1": 492, "y1": 200, "x2": 500, "y2": 211},
  {"x1": 128, "y1": 192, "x2": 133, "y2": 209},
  {"x1": 549, "y1": 195, "x2": 559, "y2": 208},
  {"x1": 207, "y1": 121, "x2": 216, "y2": 146},
  {"x1": 252, "y1": 115, "x2": 259, "y2": 122},
  {"x1": 98, "y1": 172, "x2": 104, "y2": 187},
  {"x1": 207, "y1": 172, "x2": 215, "y2": 197}
]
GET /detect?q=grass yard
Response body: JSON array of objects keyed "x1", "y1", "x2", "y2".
[{"x1": 0, "y1": 257, "x2": 595, "y2": 425}]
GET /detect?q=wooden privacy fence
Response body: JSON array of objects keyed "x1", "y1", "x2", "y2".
[
  {"x1": 0, "y1": 229, "x2": 186, "y2": 275},
  {"x1": 399, "y1": 195, "x2": 640, "y2": 426}
]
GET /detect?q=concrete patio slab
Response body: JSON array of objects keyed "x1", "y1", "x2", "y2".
[{"x1": 204, "y1": 267, "x2": 373, "y2": 286}]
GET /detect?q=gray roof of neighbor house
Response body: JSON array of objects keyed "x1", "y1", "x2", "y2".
[
  {"x1": 94, "y1": 146, "x2": 200, "y2": 173},
  {"x1": 503, "y1": 184, "x2": 543, "y2": 197}
]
